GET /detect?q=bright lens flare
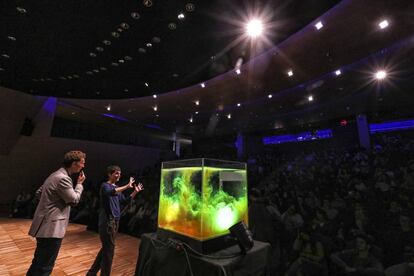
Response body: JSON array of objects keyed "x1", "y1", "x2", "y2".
[
  {"x1": 376, "y1": 70, "x2": 387, "y2": 80},
  {"x1": 246, "y1": 19, "x2": 263, "y2": 38}
]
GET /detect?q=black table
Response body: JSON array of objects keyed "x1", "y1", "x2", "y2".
[{"x1": 135, "y1": 233, "x2": 272, "y2": 276}]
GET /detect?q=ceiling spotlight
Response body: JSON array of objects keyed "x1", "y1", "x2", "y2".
[
  {"x1": 118, "y1": 59, "x2": 125, "y2": 63},
  {"x1": 7, "y1": 36, "x2": 16, "y2": 41},
  {"x1": 93, "y1": 69, "x2": 99, "y2": 73},
  {"x1": 152, "y1": 37, "x2": 161, "y2": 43},
  {"x1": 143, "y1": 0, "x2": 153, "y2": 7},
  {"x1": 111, "y1": 62, "x2": 119, "y2": 66},
  {"x1": 227, "y1": 114, "x2": 232, "y2": 119},
  {"x1": 172, "y1": 73, "x2": 179, "y2": 77},
  {"x1": 89, "y1": 52, "x2": 97, "y2": 57},
  {"x1": 237, "y1": 103, "x2": 241, "y2": 107},
  {"x1": 103, "y1": 40, "x2": 111, "y2": 46},
  {"x1": 124, "y1": 88, "x2": 129, "y2": 92},
  {"x1": 308, "y1": 95, "x2": 314, "y2": 102},
  {"x1": 100, "y1": 67, "x2": 107, "y2": 71},
  {"x1": 268, "y1": 94, "x2": 272, "y2": 99},
  {"x1": 111, "y1": 32, "x2": 120, "y2": 38},
  {"x1": 124, "y1": 56, "x2": 132, "y2": 61},
  {"x1": 189, "y1": 117, "x2": 193, "y2": 123},
  {"x1": 186, "y1": 3, "x2": 195, "y2": 12},
  {"x1": 86, "y1": 71, "x2": 93, "y2": 75},
  {"x1": 153, "y1": 94, "x2": 157, "y2": 98},
  {"x1": 195, "y1": 111, "x2": 199, "y2": 114},
  {"x1": 168, "y1": 23, "x2": 177, "y2": 30},
  {"x1": 146, "y1": 42, "x2": 152, "y2": 47},
  {"x1": 195, "y1": 100, "x2": 200, "y2": 106},
  {"x1": 315, "y1": 21, "x2": 323, "y2": 30},
  {"x1": 287, "y1": 70, "x2": 293, "y2": 77},
  {"x1": 200, "y1": 83, "x2": 205, "y2": 88},
  {"x1": 2, "y1": 54, "x2": 10, "y2": 58},
  {"x1": 138, "y1": 48, "x2": 147, "y2": 53},
  {"x1": 246, "y1": 19, "x2": 263, "y2": 38},
  {"x1": 131, "y1": 12, "x2": 140, "y2": 20},
  {"x1": 178, "y1": 13, "x2": 185, "y2": 20},
  {"x1": 153, "y1": 106, "x2": 158, "y2": 111},
  {"x1": 106, "y1": 105, "x2": 111, "y2": 111},
  {"x1": 59, "y1": 76, "x2": 66, "y2": 80},
  {"x1": 120, "y1": 23, "x2": 130, "y2": 30},
  {"x1": 16, "y1": 7, "x2": 27, "y2": 14},
  {"x1": 73, "y1": 74, "x2": 79, "y2": 78},
  {"x1": 235, "y1": 69, "x2": 241, "y2": 75},
  {"x1": 335, "y1": 69, "x2": 342, "y2": 76},
  {"x1": 145, "y1": 82, "x2": 149, "y2": 87},
  {"x1": 378, "y1": 20, "x2": 389, "y2": 29},
  {"x1": 375, "y1": 70, "x2": 387, "y2": 80},
  {"x1": 67, "y1": 76, "x2": 73, "y2": 80},
  {"x1": 96, "y1": 47, "x2": 104, "y2": 52}
]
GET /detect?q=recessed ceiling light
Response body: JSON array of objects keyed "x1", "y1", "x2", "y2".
[
  {"x1": 185, "y1": 3, "x2": 195, "y2": 12},
  {"x1": 153, "y1": 94, "x2": 157, "y2": 98},
  {"x1": 59, "y1": 76, "x2": 66, "y2": 80},
  {"x1": 195, "y1": 100, "x2": 200, "y2": 106},
  {"x1": 86, "y1": 71, "x2": 93, "y2": 75},
  {"x1": 153, "y1": 106, "x2": 158, "y2": 111},
  {"x1": 131, "y1": 12, "x2": 140, "y2": 20},
  {"x1": 335, "y1": 69, "x2": 342, "y2": 76},
  {"x1": 118, "y1": 59, "x2": 125, "y2": 63},
  {"x1": 120, "y1": 23, "x2": 130, "y2": 30},
  {"x1": 152, "y1": 37, "x2": 161, "y2": 43},
  {"x1": 200, "y1": 83, "x2": 205, "y2": 88},
  {"x1": 145, "y1": 82, "x2": 149, "y2": 87},
  {"x1": 89, "y1": 52, "x2": 97, "y2": 57},
  {"x1": 235, "y1": 69, "x2": 241, "y2": 75},
  {"x1": 195, "y1": 111, "x2": 199, "y2": 114},
  {"x1": 124, "y1": 56, "x2": 132, "y2": 61},
  {"x1": 375, "y1": 70, "x2": 387, "y2": 80},
  {"x1": 178, "y1": 13, "x2": 185, "y2": 20},
  {"x1": 378, "y1": 20, "x2": 389, "y2": 29},
  {"x1": 143, "y1": 0, "x2": 153, "y2": 7},
  {"x1": 2, "y1": 54, "x2": 10, "y2": 58},
  {"x1": 40, "y1": 78, "x2": 45, "y2": 82},
  {"x1": 117, "y1": 28, "x2": 123, "y2": 33},
  {"x1": 7, "y1": 36, "x2": 16, "y2": 41},
  {"x1": 168, "y1": 23, "x2": 177, "y2": 30},
  {"x1": 227, "y1": 114, "x2": 232, "y2": 119},
  {"x1": 172, "y1": 73, "x2": 179, "y2": 77},
  {"x1": 67, "y1": 76, "x2": 72, "y2": 80},
  {"x1": 111, "y1": 62, "x2": 119, "y2": 66},
  {"x1": 237, "y1": 103, "x2": 241, "y2": 107},
  {"x1": 189, "y1": 117, "x2": 193, "y2": 123},
  {"x1": 138, "y1": 48, "x2": 146, "y2": 53},
  {"x1": 96, "y1": 47, "x2": 104, "y2": 52},
  {"x1": 315, "y1": 21, "x2": 323, "y2": 30},
  {"x1": 0, "y1": 68, "x2": 5, "y2": 71},
  {"x1": 73, "y1": 74, "x2": 79, "y2": 78},
  {"x1": 106, "y1": 105, "x2": 111, "y2": 111},
  {"x1": 287, "y1": 70, "x2": 293, "y2": 77},
  {"x1": 103, "y1": 40, "x2": 111, "y2": 46},
  {"x1": 268, "y1": 94, "x2": 272, "y2": 99},
  {"x1": 111, "y1": 32, "x2": 120, "y2": 38},
  {"x1": 146, "y1": 42, "x2": 152, "y2": 47},
  {"x1": 93, "y1": 69, "x2": 99, "y2": 73},
  {"x1": 124, "y1": 88, "x2": 129, "y2": 92},
  {"x1": 16, "y1": 7, "x2": 27, "y2": 14},
  {"x1": 308, "y1": 95, "x2": 314, "y2": 102},
  {"x1": 96, "y1": 91, "x2": 101, "y2": 95},
  {"x1": 100, "y1": 67, "x2": 107, "y2": 71}
]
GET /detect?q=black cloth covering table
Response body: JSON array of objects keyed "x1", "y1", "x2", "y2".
[{"x1": 135, "y1": 233, "x2": 272, "y2": 276}]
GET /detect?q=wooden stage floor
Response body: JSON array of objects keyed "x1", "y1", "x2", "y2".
[{"x1": 0, "y1": 218, "x2": 140, "y2": 275}]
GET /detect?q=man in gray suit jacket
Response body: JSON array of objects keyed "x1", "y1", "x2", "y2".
[{"x1": 27, "y1": 150, "x2": 86, "y2": 276}]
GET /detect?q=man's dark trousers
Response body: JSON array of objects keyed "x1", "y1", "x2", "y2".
[{"x1": 26, "y1": 238, "x2": 62, "y2": 276}]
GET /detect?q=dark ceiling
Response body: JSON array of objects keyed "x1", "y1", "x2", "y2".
[
  {"x1": 1, "y1": 0, "x2": 341, "y2": 99},
  {"x1": 2, "y1": 0, "x2": 414, "y2": 138}
]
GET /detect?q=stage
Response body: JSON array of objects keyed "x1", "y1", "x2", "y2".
[{"x1": 0, "y1": 218, "x2": 140, "y2": 275}]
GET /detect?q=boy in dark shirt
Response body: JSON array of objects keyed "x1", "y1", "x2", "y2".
[{"x1": 87, "y1": 165, "x2": 144, "y2": 276}]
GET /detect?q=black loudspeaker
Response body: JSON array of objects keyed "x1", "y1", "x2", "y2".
[
  {"x1": 20, "y1": 117, "x2": 34, "y2": 136},
  {"x1": 229, "y1": 221, "x2": 254, "y2": 254}
]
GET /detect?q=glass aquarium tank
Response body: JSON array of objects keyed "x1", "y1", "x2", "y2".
[{"x1": 157, "y1": 158, "x2": 248, "y2": 252}]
